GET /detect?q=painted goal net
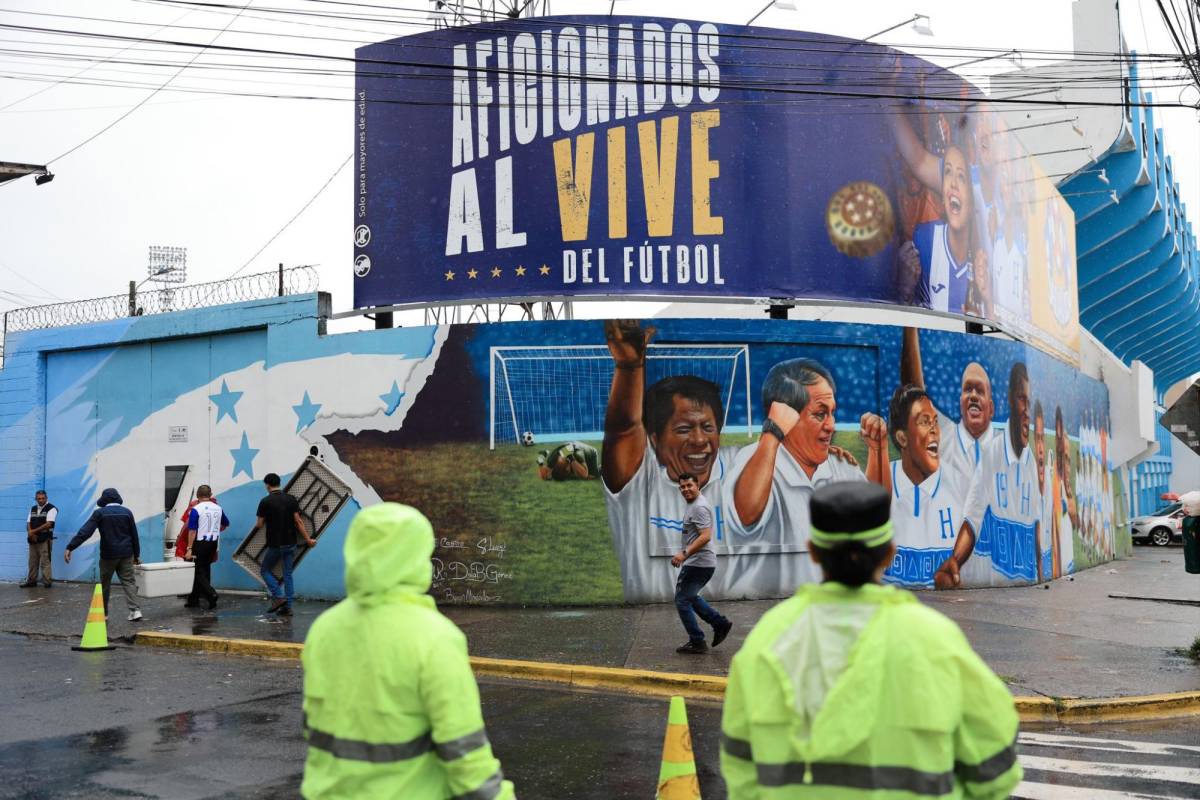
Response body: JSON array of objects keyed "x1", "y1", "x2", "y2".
[{"x1": 490, "y1": 344, "x2": 751, "y2": 448}]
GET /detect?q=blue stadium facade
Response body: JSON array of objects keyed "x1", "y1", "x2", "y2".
[{"x1": 1061, "y1": 63, "x2": 1196, "y2": 512}]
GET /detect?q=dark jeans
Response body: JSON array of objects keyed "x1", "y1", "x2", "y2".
[
  {"x1": 675, "y1": 565, "x2": 726, "y2": 643},
  {"x1": 261, "y1": 545, "x2": 295, "y2": 606},
  {"x1": 188, "y1": 540, "x2": 219, "y2": 605}
]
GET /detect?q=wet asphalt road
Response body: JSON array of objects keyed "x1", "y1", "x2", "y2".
[{"x1": 1, "y1": 634, "x2": 1197, "y2": 799}]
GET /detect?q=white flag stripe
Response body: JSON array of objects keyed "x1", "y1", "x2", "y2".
[
  {"x1": 1019, "y1": 754, "x2": 1200, "y2": 785},
  {"x1": 1013, "y1": 780, "x2": 1178, "y2": 800},
  {"x1": 1020, "y1": 731, "x2": 1200, "y2": 757}
]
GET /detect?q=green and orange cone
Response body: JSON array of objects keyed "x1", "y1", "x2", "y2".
[
  {"x1": 656, "y1": 695, "x2": 701, "y2": 800},
  {"x1": 72, "y1": 584, "x2": 115, "y2": 651}
]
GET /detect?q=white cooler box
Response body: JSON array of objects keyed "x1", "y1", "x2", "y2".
[{"x1": 135, "y1": 561, "x2": 194, "y2": 597}]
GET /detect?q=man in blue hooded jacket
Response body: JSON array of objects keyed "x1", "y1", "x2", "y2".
[{"x1": 65, "y1": 488, "x2": 143, "y2": 622}]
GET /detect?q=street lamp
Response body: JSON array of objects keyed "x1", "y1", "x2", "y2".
[
  {"x1": 863, "y1": 13, "x2": 933, "y2": 41},
  {"x1": 747, "y1": 0, "x2": 797, "y2": 26}
]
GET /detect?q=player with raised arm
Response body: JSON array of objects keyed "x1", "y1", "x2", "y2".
[
  {"x1": 600, "y1": 319, "x2": 743, "y2": 603},
  {"x1": 934, "y1": 363, "x2": 1043, "y2": 589},
  {"x1": 900, "y1": 327, "x2": 995, "y2": 507}
]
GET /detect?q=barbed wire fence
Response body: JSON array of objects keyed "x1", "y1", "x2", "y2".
[{"x1": 1, "y1": 265, "x2": 319, "y2": 367}]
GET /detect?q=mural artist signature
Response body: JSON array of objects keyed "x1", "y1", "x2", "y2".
[
  {"x1": 432, "y1": 557, "x2": 513, "y2": 585},
  {"x1": 437, "y1": 536, "x2": 506, "y2": 558},
  {"x1": 441, "y1": 588, "x2": 503, "y2": 604}
]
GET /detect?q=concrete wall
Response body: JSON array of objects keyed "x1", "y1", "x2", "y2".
[{"x1": 1, "y1": 294, "x2": 1129, "y2": 601}]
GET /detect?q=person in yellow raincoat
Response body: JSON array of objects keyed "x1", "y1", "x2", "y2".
[
  {"x1": 301, "y1": 503, "x2": 515, "y2": 799},
  {"x1": 721, "y1": 481, "x2": 1021, "y2": 799}
]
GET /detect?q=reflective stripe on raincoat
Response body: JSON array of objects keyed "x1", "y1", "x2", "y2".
[
  {"x1": 720, "y1": 582, "x2": 1020, "y2": 799},
  {"x1": 301, "y1": 503, "x2": 515, "y2": 800}
]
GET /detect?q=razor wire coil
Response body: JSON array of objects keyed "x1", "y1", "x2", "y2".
[{"x1": 2, "y1": 266, "x2": 319, "y2": 335}]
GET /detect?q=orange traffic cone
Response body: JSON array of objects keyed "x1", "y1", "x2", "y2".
[
  {"x1": 72, "y1": 584, "x2": 115, "y2": 651},
  {"x1": 656, "y1": 695, "x2": 701, "y2": 800}
]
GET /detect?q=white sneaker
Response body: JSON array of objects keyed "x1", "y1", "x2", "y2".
[{"x1": 128, "y1": 610, "x2": 143, "y2": 622}]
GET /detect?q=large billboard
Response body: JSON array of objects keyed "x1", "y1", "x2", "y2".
[{"x1": 353, "y1": 16, "x2": 1080, "y2": 360}]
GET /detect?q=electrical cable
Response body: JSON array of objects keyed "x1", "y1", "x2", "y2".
[
  {"x1": 209, "y1": 151, "x2": 350, "y2": 288},
  {"x1": 0, "y1": 21, "x2": 1192, "y2": 111},
  {"x1": 45, "y1": 1, "x2": 252, "y2": 166}
]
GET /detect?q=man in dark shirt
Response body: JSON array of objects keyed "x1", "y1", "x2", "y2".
[
  {"x1": 251, "y1": 473, "x2": 316, "y2": 615},
  {"x1": 23, "y1": 490, "x2": 57, "y2": 588},
  {"x1": 64, "y1": 488, "x2": 143, "y2": 621}
]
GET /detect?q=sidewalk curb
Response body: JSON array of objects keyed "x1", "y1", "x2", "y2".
[{"x1": 134, "y1": 632, "x2": 1200, "y2": 724}]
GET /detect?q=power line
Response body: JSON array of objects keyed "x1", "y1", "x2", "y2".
[
  {"x1": 0, "y1": 21, "x2": 1192, "y2": 111},
  {"x1": 45, "y1": 1, "x2": 252, "y2": 166},
  {"x1": 0, "y1": 6, "x2": 196, "y2": 112},
  {"x1": 220, "y1": 151, "x2": 351, "y2": 282}
]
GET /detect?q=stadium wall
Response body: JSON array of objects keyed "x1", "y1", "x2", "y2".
[{"x1": 0, "y1": 293, "x2": 1127, "y2": 602}]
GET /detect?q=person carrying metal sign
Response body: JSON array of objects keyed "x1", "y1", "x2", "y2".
[
  {"x1": 720, "y1": 481, "x2": 1021, "y2": 799},
  {"x1": 300, "y1": 503, "x2": 514, "y2": 800}
]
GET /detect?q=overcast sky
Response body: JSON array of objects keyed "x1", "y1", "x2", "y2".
[{"x1": 0, "y1": 0, "x2": 1195, "y2": 325}]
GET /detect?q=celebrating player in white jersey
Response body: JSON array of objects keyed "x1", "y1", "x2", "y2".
[
  {"x1": 601, "y1": 320, "x2": 742, "y2": 603},
  {"x1": 884, "y1": 384, "x2": 965, "y2": 588},
  {"x1": 1051, "y1": 407, "x2": 1079, "y2": 577},
  {"x1": 1033, "y1": 402, "x2": 1054, "y2": 582},
  {"x1": 900, "y1": 328, "x2": 997, "y2": 509},
  {"x1": 935, "y1": 362, "x2": 1044, "y2": 588},
  {"x1": 725, "y1": 358, "x2": 889, "y2": 597}
]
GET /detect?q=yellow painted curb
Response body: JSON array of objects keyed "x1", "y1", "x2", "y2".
[
  {"x1": 134, "y1": 631, "x2": 1200, "y2": 723},
  {"x1": 137, "y1": 631, "x2": 303, "y2": 659}
]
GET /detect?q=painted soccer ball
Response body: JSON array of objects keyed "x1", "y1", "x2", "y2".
[{"x1": 521, "y1": 431, "x2": 535, "y2": 446}]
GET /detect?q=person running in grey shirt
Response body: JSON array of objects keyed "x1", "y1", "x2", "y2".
[{"x1": 672, "y1": 473, "x2": 733, "y2": 654}]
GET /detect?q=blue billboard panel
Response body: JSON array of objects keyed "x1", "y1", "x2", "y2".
[{"x1": 354, "y1": 17, "x2": 1078, "y2": 359}]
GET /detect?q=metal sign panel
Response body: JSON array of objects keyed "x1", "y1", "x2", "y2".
[
  {"x1": 231, "y1": 456, "x2": 353, "y2": 586},
  {"x1": 1161, "y1": 380, "x2": 1200, "y2": 457}
]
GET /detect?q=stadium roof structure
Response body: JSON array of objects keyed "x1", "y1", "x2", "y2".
[
  {"x1": 1062, "y1": 61, "x2": 1198, "y2": 393},
  {"x1": 0, "y1": 161, "x2": 50, "y2": 185}
]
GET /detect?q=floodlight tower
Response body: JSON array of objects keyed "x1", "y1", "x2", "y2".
[{"x1": 129, "y1": 246, "x2": 187, "y2": 315}]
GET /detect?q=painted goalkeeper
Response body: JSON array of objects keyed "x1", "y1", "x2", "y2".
[{"x1": 537, "y1": 441, "x2": 601, "y2": 481}]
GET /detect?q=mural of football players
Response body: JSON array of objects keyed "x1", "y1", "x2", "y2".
[
  {"x1": 900, "y1": 327, "x2": 996, "y2": 506},
  {"x1": 884, "y1": 384, "x2": 963, "y2": 588},
  {"x1": 935, "y1": 362, "x2": 1042, "y2": 588},
  {"x1": 1052, "y1": 406, "x2": 1079, "y2": 577},
  {"x1": 600, "y1": 319, "x2": 743, "y2": 603},
  {"x1": 1034, "y1": 401, "x2": 1055, "y2": 582}
]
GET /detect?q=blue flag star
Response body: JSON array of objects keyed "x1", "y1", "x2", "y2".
[
  {"x1": 292, "y1": 390, "x2": 322, "y2": 432},
  {"x1": 209, "y1": 379, "x2": 243, "y2": 425},
  {"x1": 379, "y1": 381, "x2": 405, "y2": 416},
  {"x1": 230, "y1": 432, "x2": 260, "y2": 479}
]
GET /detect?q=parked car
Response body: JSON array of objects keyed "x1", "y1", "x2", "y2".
[{"x1": 1131, "y1": 502, "x2": 1185, "y2": 546}]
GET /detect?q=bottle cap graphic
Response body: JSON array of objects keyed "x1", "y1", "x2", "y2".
[{"x1": 826, "y1": 182, "x2": 894, "y2": 258}]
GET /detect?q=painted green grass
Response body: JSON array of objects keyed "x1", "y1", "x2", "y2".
[
  {"x1": 335, "y1": 429, "x2": 1126, "y2": 603},
  {"x1": 335, "y1": 432, "x2": 871, "y2": 605}
]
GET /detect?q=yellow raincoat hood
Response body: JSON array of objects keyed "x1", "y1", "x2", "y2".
[{"x1": 344, "y1": 502, "x2": 434, "y2": 605}]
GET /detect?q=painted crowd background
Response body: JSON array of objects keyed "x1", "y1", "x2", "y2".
[
  {"x1": 0, "y1": 297, "x2": 1123, "y2": 604},
  {"x1": 354, "y1": 16, "x2": 1079, "y2": 362}
]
